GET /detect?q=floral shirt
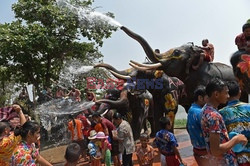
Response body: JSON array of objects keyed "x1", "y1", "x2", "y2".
[
  {"x1": 117, "y1": 120, "x2": 135, "y2": 155},
  {"x1": 220, "y1": 100, "x2": 250, "y2": 164},
  {"x1": 0, "y1": 133, "x2": 21, "y2": 165},
  {"x1": 155, "y1": 129, "x2": 178, "y2": 154},
  {"x1": 201, "y1": 104, "x2": 238, "y2": 166},
  {"x1": 11, "y1": 141, "x2": 39, "y2": 166},
  {"x1": 187, "y1": 103, "x2": 206, "y2": 149},
  {"x1": 136, "y1": 145, "x2": 154, "y2": 166}
]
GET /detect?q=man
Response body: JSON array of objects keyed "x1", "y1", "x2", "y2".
[
  {"x1": 187, "y1": 85, "x2": 209, "y2": 166},
  {"x1": 201, "y1": 78, "x2": 247, "y2": 165},
  {"x1": 219, "y1": 81, "x2": 250, "y2": 166},
  {"x1": 112, "y1": 112, "x2": 135, "y2": 166},
  {"x1": 235, "y1": 23, "x2": 250, "y2": 51},
  {"x1": 192, "y1": 39, "x2": 214, "y2": 70},
  {"x1": 67, "y1": 87, "x2": 81, "y2": 102}
]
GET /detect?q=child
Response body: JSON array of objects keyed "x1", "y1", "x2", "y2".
[
  {"x1": 136, "y1": 133, "x2": 155, "y2": 166},
  {"x1": 155, "y1": 116, "x2": 186, "y2": 166},
  {"x1": 64, "y1": 143, "x2": 81, "y2": 166},
  {"x1": 96, "y1": 131, "x2": 112, "y2": 166},
  {"x1": 88, "y1": 130, "x2": 102, "y2": 166}
]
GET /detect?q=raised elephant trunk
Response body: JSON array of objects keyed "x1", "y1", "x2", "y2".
[{"x1": 121, "y1": 26, "x2": 160, "y2": 63}]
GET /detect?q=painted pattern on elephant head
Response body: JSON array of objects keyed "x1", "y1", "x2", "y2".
[{"x1": 237, "y1": 54, "x2": 250, "y2": 78}]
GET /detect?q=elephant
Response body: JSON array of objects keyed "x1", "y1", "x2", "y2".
[
  {"x1": 94, "y1": 85, "x2": 154, "y2": 140},
  {"x1": 120, "y1": 26, "x2": 248, "y2": 110},
  {"x1": 94, "y1": 63, "x2": 187, "y2": 135},
  {"x1": 230, "y1": 51, "x2": 250, "y2": 94}
]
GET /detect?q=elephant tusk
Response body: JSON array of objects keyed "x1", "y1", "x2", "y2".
[
  {"x1": 129, "y1": 61, "x2": 162, "y2": 70},
  {"x1": 109, "y1": 70, "x2": 131, "y2": 80},
  {"x1": 129, "y1": 62, "x2": 150, "y2": 71}
]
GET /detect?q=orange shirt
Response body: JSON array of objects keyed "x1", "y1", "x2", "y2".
[
  {"x1": 94, "y1": 123, "x2": 104, "y2": 133},
  {"x1": 68, "y1": 119, "x2": 83, "y2": 140},
  {"x1": 204, "y1": 43, "x2": 214, "y2": 62}
]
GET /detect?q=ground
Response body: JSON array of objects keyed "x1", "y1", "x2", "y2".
[{"x1": 40, "y1": 129, "x2": 198, "y2": 166}]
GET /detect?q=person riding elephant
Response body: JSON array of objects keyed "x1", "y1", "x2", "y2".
[
  {"x1": 120, "y1": 26, "x2": 248, "y2": 108},
  {"x1": 94, "y1": 63, "x2": 187, "y2": 135}
]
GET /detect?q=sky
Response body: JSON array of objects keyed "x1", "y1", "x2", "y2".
[{"x1": 1, "y1": 0, "x2": 250, "y2": 70}]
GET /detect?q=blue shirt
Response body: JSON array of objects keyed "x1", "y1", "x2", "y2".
[
  {"x1": 155, "y1": 129, "x2": 178, "y2": 153},
  {"x1": 187, "y1": 103, "x2": 206, "y2": 149},
  {"x1": 219, "y1": 100, "x2": 250, "y2": 164}
]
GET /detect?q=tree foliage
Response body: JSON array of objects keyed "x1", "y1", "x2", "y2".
[{"x1": 0, "y1": 0, "x2": 117, "y2": 96}]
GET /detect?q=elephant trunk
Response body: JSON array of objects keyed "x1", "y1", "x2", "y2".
[
  {"x1": 120, "y1": 26, "x2": 161, "y2": 63},
  {"x1": 94, "y1": 63, "x2": 131, "y2": 76},
  {"x1": 96, "y1": 98, "x2": 129, "y2": 108}
]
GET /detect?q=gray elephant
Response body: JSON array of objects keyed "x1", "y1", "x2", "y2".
[
  {"x1": 120, "y1": 26, "x2": 248, "y2": 108},
  {"x1": 94, "y1": 63, "x2": 187, "y2": 135}
]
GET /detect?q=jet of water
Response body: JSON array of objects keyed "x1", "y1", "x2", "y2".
[{"x1": 56, "y1": 0, "x2": 122, "y2": 27}]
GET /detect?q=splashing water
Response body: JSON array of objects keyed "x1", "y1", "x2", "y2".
[
  {"x1": 56, "y1": 0, "x2": 122, "y2": 27},
  {"x1": 58, "y1": 60, "x2": 94, "y2": 89},
  {"x1": 35, "y1": 98, "x2": 95, "y2": 149}
]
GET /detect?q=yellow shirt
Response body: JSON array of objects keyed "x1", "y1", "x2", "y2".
[{"x1": 0, "y1": 133, "x2": 21, "y2": 165}]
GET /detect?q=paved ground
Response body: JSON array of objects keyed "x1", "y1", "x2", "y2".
[{"x1": 41, "y1": 129, "x2": 198, "y2": 166}]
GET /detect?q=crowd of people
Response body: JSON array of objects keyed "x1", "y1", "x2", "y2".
[{"x1": 0, "y1": 20, "x2": 249, "y2": 166}]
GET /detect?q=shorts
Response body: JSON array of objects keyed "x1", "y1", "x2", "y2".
[{"x1": 111, "y1": 140, "x2": 120, "y2": 156}]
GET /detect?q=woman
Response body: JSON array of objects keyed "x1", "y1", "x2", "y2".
[
  {"x1": 0, "y1": 104, "x2": 26, "y2": 165},
  {"x1": 11, "y1": 121, "x2": 52, "y2": 166}
]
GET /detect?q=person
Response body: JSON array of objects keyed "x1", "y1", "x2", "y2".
[
  {"x1": 92, "y1": 112, "x2": 121, "y2": 166},
  {"x1": 19, "y1": 88, "x2": 28, "y2": 100},
  {"x1": 67, "y1": 115, "x2": 87, "y2": 161},
  {"x1": 85, "y1": 88, "x2": 96, "y2": 102},
  {"x1": 96, "y1": 131, "x2": 112, "y2": 166},
  {"x1": 219, "y1": 81, "x2": 250, "y2": 166},
  {"x1": 235, "y1": 22, "x2": 250, "y2": 51},
  {"x1": 55, "y1": 86, "x2": 65, "y2": 99},
  {"x1": 64, "y1": 143, "x2": 81, "y2": 166},
  {"x1": 67, "y1": 87, "x2": 81, "y2": 102},
  {"x1": 0, "y1": 104, "x2": 26, "y2": 165},
  {"x1": 187, "y1": 85, "x2": 209, "y2": 166},
  {"x1": 112, "y1": 112, "x2": 135, "y2": 166},
  {"x1": 136, "y1": 133, "x2": 155, "y2": 166},
  {"x1": 200, "y1": 78, "x2": 248, "y2": 165},
  {"x1": 88, "y1": 130, "x2": 102, "y2": 166},
  {"x1": 192, "y1": 39, "x2": 214, "y2": 70},
  {"x1": 155, "y1": 116, "x2": 186, "y2": 166},
  {"x1": 11, "y1": 121, "x2": 52, "y2": 165}
]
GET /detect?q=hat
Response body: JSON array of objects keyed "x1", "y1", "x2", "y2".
[
  {"x1": 96, "y1": 131, "x2": 108, "y2": 139},
  {"x1": 88, "y1": 130, "x2": 97, "y2": 140}
]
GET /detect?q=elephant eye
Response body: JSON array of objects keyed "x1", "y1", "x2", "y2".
[{"x1": 172, "y1": 49, "x2": 181, "y2": 56}]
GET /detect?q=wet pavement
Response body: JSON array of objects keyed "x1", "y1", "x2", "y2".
[{"x1": 43, "y1": 129, "x2": 198, "y2": 166}]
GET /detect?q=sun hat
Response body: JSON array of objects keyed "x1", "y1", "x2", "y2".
[
  {"x1": 88, "y1": 130, "x2": 97, "y2": 140},
  {"x1": 96, "y1": 131, "x2": 108, "y2": 139}
]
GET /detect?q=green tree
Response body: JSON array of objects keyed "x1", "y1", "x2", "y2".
[{"x1": 0, "y1": 0, "x2": 117, "y2": 95}]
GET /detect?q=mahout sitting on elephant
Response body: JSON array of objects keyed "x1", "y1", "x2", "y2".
[{"x1": 120, "y1": 26, "x2": 247, "y2": 109}]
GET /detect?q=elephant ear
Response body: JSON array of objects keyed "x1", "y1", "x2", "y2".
[{"x1": 185, "y1": 46, "x2": 203, "y2": 74}]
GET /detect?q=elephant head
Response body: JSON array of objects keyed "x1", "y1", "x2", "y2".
[
  {"x1": 230, "y1": 51, "x2": 250, "y2": 94},
  {"x1": 120, "y1": 26, "x2": 241, "y2": 105}
]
